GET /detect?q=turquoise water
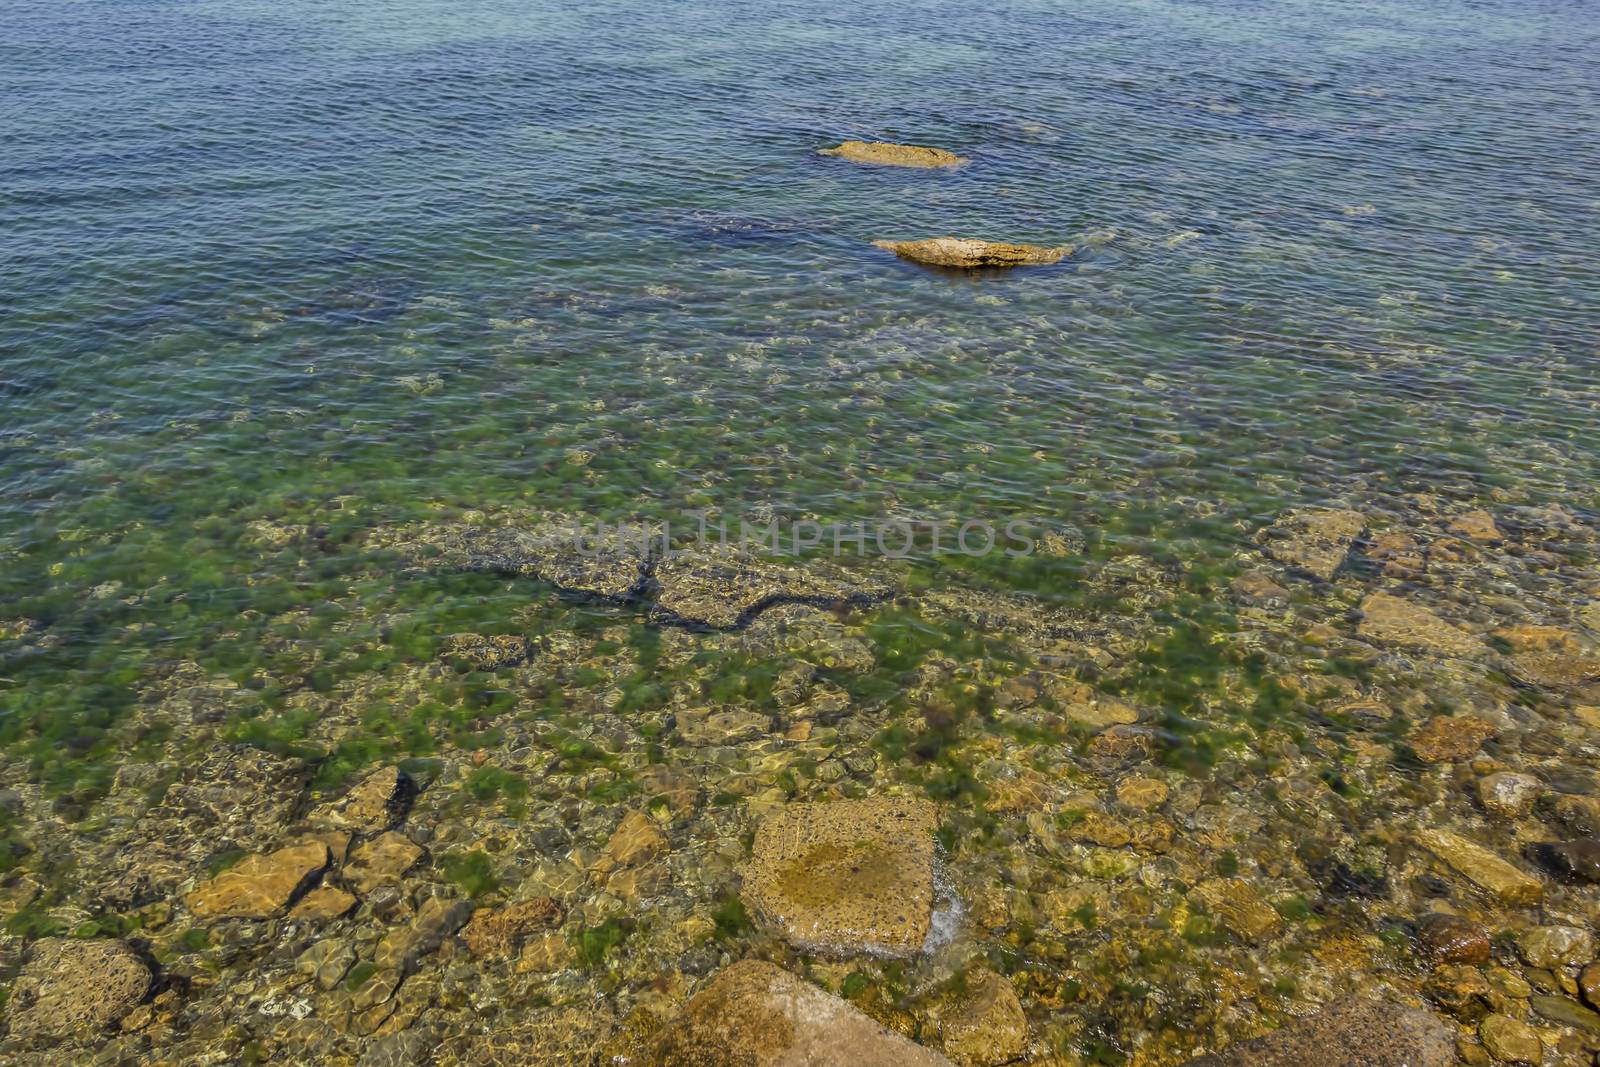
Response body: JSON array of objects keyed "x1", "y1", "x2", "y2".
[{"x1": 3, "y1": 0, "x2": 1600, "y2": 1060}]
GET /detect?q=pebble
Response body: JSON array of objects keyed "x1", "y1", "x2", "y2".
[{"x1": 1417, "y1": 912, "x2": 1492, "y2": 965}]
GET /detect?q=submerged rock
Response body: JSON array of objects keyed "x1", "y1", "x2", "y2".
[
  {"x1": 1494, "y1": 624, "x2": 1600, "y2": 689},
  {"x1": 1476, "y1": 771, "x2": 1540, "y2": 818},
  {"x1": 1533, "y1": 838, "x2": 1600, "y2": 882},
  {"x1": 1357, "y1": 593, "x2": 1485, "y2": 658},
  {"x1": 647, "y1": 959, "x2": 954, "y2": 1066},
  {"x1": 1416, "y1": 912, "x2": 1491, "y2": 964},
  {"x1": 1408, "y1": 715, "x2": 1497, "y2": 763},
  {"x1": 652, "y1": 546, "x2": 895, "y2": 629},
  {"x1": 186, "y1": 840, "x2": 330, "y2": 919},
  {"x1": 311, "y1": 765, "x2": 417, "y2": 833},
  {"x1": 820, "y1": 140, "x2": 965, "y2": 168},
  {"x1": 5, "y1": 937, "x2": 153, "y2": 1040},
  {"x1": 1478, "y1": 1013, "x2": 1541, "y2": 1063},
  {"x1": 344, "y1": 831, "x2": 425, "y2": 896},
  {"x1": 1259, "y1": 508, "x2": 1365, "y2": 581},
  {"x1": 920, "y1": 968, "x2": 1029, "y2": 1067},
  {"x1": 872, "y1": 237, "x2": 1068, "y2": 269},
  {"x1": 461, "y1": 897, "x2": 563, "y2": 957},
  {"x1": 1414, "y1": 827, "x2": 1543, "y2": 906},
  {"x1": 744, "y1": 796, "x2": 938, "y2": 957},
  {"x1": 1191, "y1": 878, "x2": 1282, "y2": 942},
  {"x1": 1180, "y1": 997, "x2": 1453, "y2": 1066},
  {"x1": 372, "y1": 516, "x2": 660, "y2": 601},
  {"x1": 439, "y1": 633, "x2": 531, "y2": 670}
]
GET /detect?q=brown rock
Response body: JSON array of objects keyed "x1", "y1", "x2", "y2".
[
  {"x1": 744, "y1": 796, "x2": 937, "y2": 957},
  {"x1": 1180, "y1": 997, "x2": 1454, "y2": 1067},
  {"x1": 186, "y1": 841, "x2": 329, "y2": 919},
  {"x1": 819, "y1": 140, "x2": 965, "y2": 168},
  {"x1": 1116, "y1": 776, "x2": 1169, "y2": 811},
  {"x1": 312, "y1": 766, "x2": 417, "y2": 832},
  {"x1": 1415, "y1": 828, "x2": 1544, "y2": 906},
  {"x1": 924, "y1": 969, "x2": 1029, "y2": 1067},
  {"x1": 374, "y1": 895, "x2": 472, "y2": 973},
  {"x1": 1578, "y1": 963, "x2": 1600, "y2": 1010},
  {"x1": 289, "y1": 885, "x2": 357, "y2": 921},
  {"x1": 1358, "y1": 593, "x2": 1485, "y2": 657},
  {"x1": 1478, "y1": 1013, "x2": 1541, "y2": 1064},
  {"x1": 1367, "y1": 531, "x2": 1426, "y2": 578},
  {"x1": 1448, "y1": 510, "x2": 1504, "y2": 542},
  {"x1": 872, "y1": 237, "x2": 1068, "y2": 269},
  {"x1": 1259, "y1": 508, "x2": 1365, "y2": 580},
  {"x1": 344, "y1": 831, "x2": 424, "y2": 896},
  {"x1": 6, "y1": 938, "x2": 152, "y2": 1039},
  {"x1": 1408, "y1": 715, "x2": 1497, "y2": 763},
  {"x1": 647, "y1": 959, "x2": 954, "y2": 1066},
  {"x1": 1477, "y1": 772, "x2": 1540, "y2": 819},
  {"x1": 462, "y1": 897, "x2": 564, "y2": 957},
  {"x1": 1191, "y1": 878, "x2": 1282, "y2": 942},
  {"x1": 1494, "y1": 624, "x2": 1600, "y2": 689},
  {"x1": 1417, "y1": 912, "x2": 1491, "y2": 964},
  {"x1": 602, "y1": 811, "x2": 669, "y2": 869}
]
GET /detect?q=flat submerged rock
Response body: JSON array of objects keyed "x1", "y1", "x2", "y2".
[
  {"x1": 819, "y1": 139, "x2": 965, "y2": 167},
  {"x1": 744, "y1": 796, "x2": 938, "y2": 957},
  {"x1": 1181, "y1": 997, "x2": 1454, "y2": 1067},
  {"x1": 648, "y1": 959, "x2": 954, "y2": 1066},
  {"x1": 873, "y1": 237, "x2": 1068, "y2": 268}
]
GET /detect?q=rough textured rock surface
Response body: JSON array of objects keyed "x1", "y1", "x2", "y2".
[
  {"x1": 1357, "y1": 592, "x2": 1486, "y2": 657},
  {"x1": 744, "y1": 796, "x2": 938, "y2": 957},
  {"x1": 372, "y1": 516, "x2": 659, "y2": 600},
  {"x1": 1408, "y1": 715, "x2": 1497, "y2": 762},
  {"x1": 873, "y1": 237, "x2": 1068, "y2": 268},
  {"x1": 6, "y1": 937, "x2": 152, "y2": 1039},
  {"x1": 185, "y1": 840, "x2": 329, "y2": 919},
  {"x1": 647, "y1": 959, "x2": 954, "y2": 1066},
  {"x1": 1259, "y1": 508, "x2": 1365, "y2": 580},
  {"x1": 1494, "y1": 624, "x2": 1600, "y2": 689},
  {"x1": 311, "y1": 765, "x2": 417, "y2": 832},
  {"x1": 1180, "y1": 997, "x2": 1454, "y2": 1066},
  {"x1": 923, "y1": 968, "x2": 1030, "y2": 1066},
  {"x1": 820, "y1": 140, "x2": 965, "y2": 167},
  {"x1": 652, "y1": 547, "x2": 895, "y2": 629}
]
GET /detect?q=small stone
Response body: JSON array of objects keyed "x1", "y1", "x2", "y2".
[
  {"x1": 925, "y1": 969, "x2": 1028, "y2": 1067},
  {"x1": 1259, "y1": 508, "x2": 1365, "y2": 581},
  {"x1": 185, "y1": 841, "x2": 329, "y2": 919},
  {"x1": 289, "y1": 885, "x2": 358, "y2": 921},
  {"x1": 1232, "y1": 571, "x2": 1290, "y2": 603},
  {"x1": 1519, "y1": 926, "x2": 1594, "y2": 969},
  {"x1": 344, "y1": 832, "x2": 424, "y2": 896},
  {"x1": 648, "y1": 959, "x2": 954, "y2": 1066},
  {"x1": 1477, "y1": 772, "x2": 1540, "y2": 818},
  {"x1": 1448, "y1": 510, "x2": 1504, "y2": 542},
  {"x1": 6, "y1": 938, "x2": 153, "y2": 1039},
  {"x1": 1409, "y1": 716, "x2": 1498, "y2": 762},
  {"x1": 744, "y1": 796, "x2": 937, "y2": 957},
  {"x1": 1191, "y1": 878, "x2": 1282, "y2": 942},
  {"x1": 1479, "y1": 1013, "x2": 1541, "y2": 1063},
  {"x1": 675, "y1": 705, "x2": 770, "y2": 745},
  {"x1": 1578, "y1": 963, "x2": 1600, "y2": 1010},
  {"x1": 1415, "y1": 828, "x2": 1544, "y2": 906},
  {"x1": 1179, "y1": 997, "x2": 1454, "y2": 1066},
  {"x1": 872, "y1": 237, "x2": 1067, "y2": 269},
  {"x1": 603, "y1": 811, "x2": 669, "y2": 869},
  {"x1": 1417, "y1": 913, "x2": 1492, "y2": 964},
  {"x1": 1367, "y1": 531, "x2": 1426, "y2": 578},
  {"x1": 461, "y1": 897, "x2": 564, "y2": 957},
  {"x1": 818, "y1": 140, "x2": 964, "y2": 168},
  {"x1": 1358, "y1": 593, "x2": 1486, "y2": 657},
  {"x1": 1116, "y1": 777, "x2": 1169, "y2": 811}
]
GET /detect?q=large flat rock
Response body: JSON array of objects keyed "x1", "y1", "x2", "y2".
[
  {"x1": 647, "y1": 959, "x2": 954, "y2": 1066},
  {"x1": 1357, "y1": 592, "x2": 1486, "y2": 658},
  {"x1": 1258, "y1": 508, "x2": 1364, "y2": 581},
  {"x1": 744, "y1": 796, "x2": 937, "y2": 957},
  {"x1": 1181, "y1": 997, "x2": 1454, "y2": 1067},
  {"x1": 652, "y1": 547, "x2": 895, "y2": 629}
]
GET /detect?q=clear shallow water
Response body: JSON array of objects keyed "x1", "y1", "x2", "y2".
[{"x1": 3, "y1": 0, "x2": 1600, "y2": 1061}]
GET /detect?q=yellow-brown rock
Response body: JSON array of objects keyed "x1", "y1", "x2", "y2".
[
  {"x1": 873, "y1": 237, "x2": 1068, "y2": 269},
  {"x1": 819, "y1": 140, "x2": 964, "y2": 168},
  {"x1": 186, "y1": 841, "x2": 329, "y2": 919}
]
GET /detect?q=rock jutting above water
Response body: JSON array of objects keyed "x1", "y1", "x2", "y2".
[
  {"x1": 872, "y1": 237, "x2": 1069, "y2": 268},
  {"x1": 819, "y1": 140, "x2": 966, "y2": 168},
  {"x1": 1179, "y1": 997, "x2": 1454, "y2": 1067},
  {"x1": 1258, "y1": 507, "x2": 1365, "y2": 580},
  {"x1": 743, "y1": 795, "x2": 938, "y2": 957},
  {"x1": 646, "y1": 959, "x2": 955, "y2": 1066}
]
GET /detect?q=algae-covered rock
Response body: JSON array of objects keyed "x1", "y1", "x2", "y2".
[
  {"x1": 744, "y1": 796, "x2": 938, "y2": 957},
  {"x1": 1180, "y1": 997, "x2": 1454, "y2": 1066},
  {"x1": 1259, "y1": 508, "x2": 1365, "y2": 580},
  {"x1": 820, "y1": 140, "x2": 965, "y2": 168},
  {"x1": 1357, "y1": 592, "x2": 1486, "y2": 657},
  {"x1": 1408, "y1": 715, "x2": 1497, "y2": 762},
  {"x1": 5, "y1": 937, "x2": 153, "y2": 1039},
  {"x1": 652, "y1": 546, "x2": 895, "y2": 629},
  {"x1": 921, "y1": 968, "x2": 1029, "y2": 1067},
  {"x1": 647, "y1": 959, "x2": 954, "y2": 1066},
  {"x1": 186, "y1": 840, "x2": 329, "y2": 919},
  {"x1": 873, "y1": 237, "x2": 1068, "y2": 269}
]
